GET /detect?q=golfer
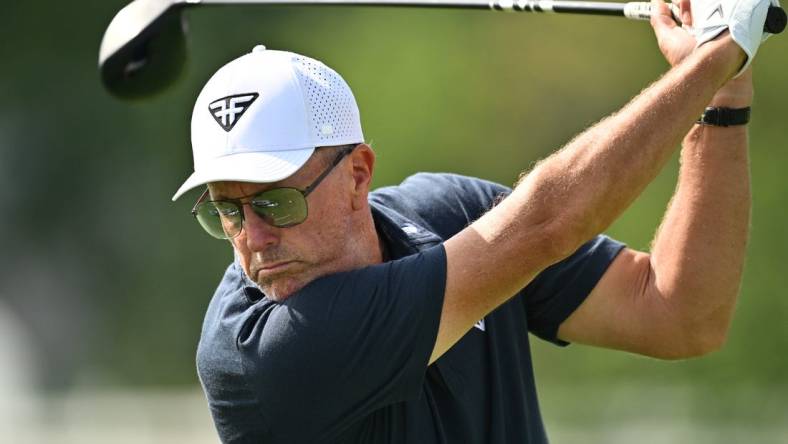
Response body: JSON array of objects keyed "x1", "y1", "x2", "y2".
[{"x1": 172, "y1": 0, "x2": 774, "y2": 441}]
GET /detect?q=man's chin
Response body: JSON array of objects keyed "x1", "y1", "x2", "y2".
[
  {"x1": 250, "y1": 263, "x2": 331, "y2": 302},
  {"x1": 257, "y1": 277, "x2": 308, "y2": 302},
  {"x1": 251, "y1": 263, "x2": 309, "y2": 301}
]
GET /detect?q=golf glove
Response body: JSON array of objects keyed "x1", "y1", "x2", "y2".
[{"x1": 690, "y1": 0, "x2": 780, "y2": 76}]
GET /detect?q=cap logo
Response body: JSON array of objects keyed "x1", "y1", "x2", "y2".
[{"x1": 208, "y1": 93, "x2": 259, "y2": 132}]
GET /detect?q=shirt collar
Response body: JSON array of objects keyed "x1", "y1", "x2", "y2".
[{"x1": 369, "y1": 200, "x2": 443, "y2": 259}]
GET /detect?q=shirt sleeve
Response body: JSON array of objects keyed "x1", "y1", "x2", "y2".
[
  {"x1": 522, "y1": 235, "x2": 626, "y2": 346},
  {"x1": 236, "y1": 245, "x2": 447, "y2": 443}
]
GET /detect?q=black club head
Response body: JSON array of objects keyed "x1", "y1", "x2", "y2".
[{"x1": 99, "y1": 0, "x2": 188, "y2": 100}]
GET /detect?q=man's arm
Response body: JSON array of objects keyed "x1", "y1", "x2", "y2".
[
  {"x1": 557, "y1": 67, "x2": 752, "y2": 359},
  {"x1": 556, "y1": 0, "x2": 754, "y2": 359},
  {"x1": 432, "y1": 26, "x2": 747, "y2": 361}
]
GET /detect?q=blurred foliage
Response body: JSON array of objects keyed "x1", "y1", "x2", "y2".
[{"x1": 1, "y1": 0, "x2": 786, "y2": 405}]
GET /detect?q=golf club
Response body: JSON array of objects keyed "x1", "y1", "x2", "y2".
[{"x1": 99, "y1": 0, "x2": 787, "y2": 99}]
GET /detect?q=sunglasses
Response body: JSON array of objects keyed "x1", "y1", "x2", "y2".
[{"x1": 191, "y1": 146, "x2": 355, "y2": 239}]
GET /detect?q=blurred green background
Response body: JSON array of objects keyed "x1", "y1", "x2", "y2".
[{"x1": 1, "y1": 1, "x2": 786, "y2": 442}]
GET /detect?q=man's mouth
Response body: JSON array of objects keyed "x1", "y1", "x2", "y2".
[{"x1": 254, "y1": 261, "x2": 297, "y2": 279}]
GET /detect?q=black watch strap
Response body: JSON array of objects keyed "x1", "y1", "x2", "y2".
[{"x1": 696, "y1": 107, "x2": 751, "y2": 127}]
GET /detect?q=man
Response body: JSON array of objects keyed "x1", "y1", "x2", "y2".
[{"x1": 171, "y1": 0, "x2": 775, "y2": 442}]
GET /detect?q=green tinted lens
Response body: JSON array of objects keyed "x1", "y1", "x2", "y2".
[
  {"x1": 194, "y1": 201, "x2": 243, "y2": 239},
  {"x1": 251, "y1": 188, "x2": 307, "y2": 228}
]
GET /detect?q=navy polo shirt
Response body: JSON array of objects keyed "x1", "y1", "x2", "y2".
[{"x1": 196, "y1": 173, "x2": 625, "y2": 443}]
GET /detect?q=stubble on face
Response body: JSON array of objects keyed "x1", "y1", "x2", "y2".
[
  {"x1": 245, "y1": 227, "x2": 352, "y2": 301},
  {"x1": 218, "y1": 149, "x2": 357, "y2": 302},
  {"x1": 247, "y1": 246, "x2": 314, "y2": 301}
]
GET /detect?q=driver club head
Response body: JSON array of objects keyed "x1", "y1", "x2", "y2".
[{"x1": 99, "y1": 0, "x2": 188, "y2": 100}]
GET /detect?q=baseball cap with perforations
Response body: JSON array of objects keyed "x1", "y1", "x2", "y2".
[{"x1": 172, "y1": 45, "x2": 365, "y2": 201}]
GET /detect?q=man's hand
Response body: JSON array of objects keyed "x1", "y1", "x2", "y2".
[
  {"x1": 651, "y1": 0, "x2": 697, "y2": 66},
  {"x1": 651, "y1": 0, "x2": 754, "y2": 105}
]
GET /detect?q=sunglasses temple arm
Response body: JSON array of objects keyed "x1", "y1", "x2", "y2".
[
  {"x1": 191, "y1": 188, "x2": 211, "y2": 214},
  {"x1": 302, "y1": 147, "x2": 354, "y2": 198}
]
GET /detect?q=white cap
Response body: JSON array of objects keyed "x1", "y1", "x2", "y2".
[{"x1": 172, "y1": 45, "x2": 364, "y2": 201}]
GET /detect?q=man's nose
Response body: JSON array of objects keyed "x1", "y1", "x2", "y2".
[{"x1": 242, "y1": 205, "x2": 280, "y2": 251}]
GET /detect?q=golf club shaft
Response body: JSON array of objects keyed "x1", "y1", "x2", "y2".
[
  {"x1": 186, "y1": 0, "x2": 786, "y2": 31},
  {"x1": 187, "y1": 0, "x2": 661, "y2": 20}
]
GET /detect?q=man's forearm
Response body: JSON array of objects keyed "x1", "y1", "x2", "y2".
[
  {"x1": 647, "y1": 89, "x2": 751, "y2": 350},
  {"x1": 504, "y1": 36, "x2": 746, "y2": 258}
]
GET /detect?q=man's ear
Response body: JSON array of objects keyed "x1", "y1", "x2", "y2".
[{"x1": 349, "y1": 144, "x2": 375, "y2": 211}]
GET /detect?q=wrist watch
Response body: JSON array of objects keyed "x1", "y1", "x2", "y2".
[{"x1": 696, "y1": 107, "x2": 751, "y2": 127}]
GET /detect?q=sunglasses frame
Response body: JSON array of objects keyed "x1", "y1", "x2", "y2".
[{"x1": 191, "y1": 145, "x2": 356, "y2": 238}]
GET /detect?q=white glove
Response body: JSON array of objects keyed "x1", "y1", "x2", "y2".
[{"x1": 690, "y1": 0, "x2": 780, "y2": 76}]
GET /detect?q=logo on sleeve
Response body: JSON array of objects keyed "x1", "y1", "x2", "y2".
[
  {"x1": 401, "y1": 224, "x2": 421, "y2": 235},
  {"x1": 474, "y1": 319, "x2": 486, "y2": 332},
  {"x1": 208, "y1": 93, "x2": 259, "y2": 132}
]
